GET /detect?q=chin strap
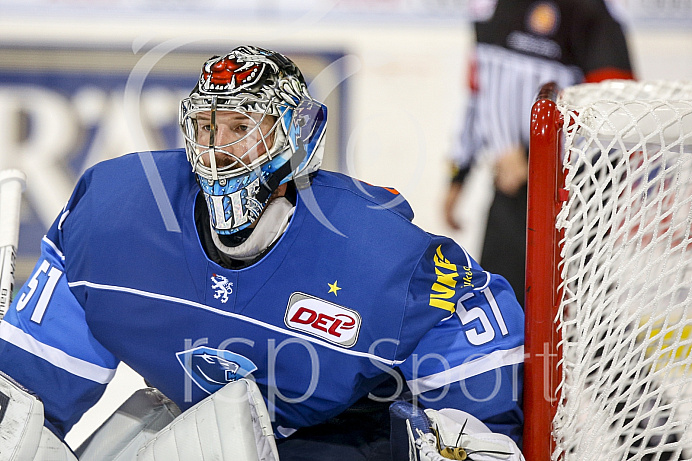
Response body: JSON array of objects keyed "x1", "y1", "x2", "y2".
[
  {"x1": 254, "y1": 161, "x2": 292, "y2": 205},
  {"x1": 211, "y1": 196, "x2": 294, "y2": 262}
]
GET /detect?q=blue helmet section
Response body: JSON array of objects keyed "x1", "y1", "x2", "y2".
[{"x1": 197, "y1": 153, "x2": 289, "y2": 234}]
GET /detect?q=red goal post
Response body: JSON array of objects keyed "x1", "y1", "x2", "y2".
[
  {"x1": 524, "y1": 80, "x2": 692, "y2": 461},
  {"x1": 524, "y1": 81, "x2": 562, "y2": 461}
]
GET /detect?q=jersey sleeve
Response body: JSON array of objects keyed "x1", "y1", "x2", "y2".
[
  {"x1": 398, "y1": 237, "x2": 524, "y2": 444},
  {"x1": 0, "y1": 175, "x2": 119, "y2": 438},
  {"x1": 572, "y1": 0, "x2": 635, "y2": 81},
  {"x1": 449, "y1": 55, "x2": 484, "y2": 175}
]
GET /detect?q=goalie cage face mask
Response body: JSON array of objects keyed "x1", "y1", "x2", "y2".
[{"x1": 180, "y1": 45, "x2": 328, "y2": 235}]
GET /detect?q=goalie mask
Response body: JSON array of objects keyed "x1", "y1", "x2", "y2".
[{"x1": 180, "y1": 45, "x2": 328, "y2": 234}]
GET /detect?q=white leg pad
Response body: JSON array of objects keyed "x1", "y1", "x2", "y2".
[
  {"x1": 135, "y1": 378, "x2": 279, "y2": 461},
  {"x1": 76, "y1": 388, "x2": 181, "y2": 461},
  {"x1": 0, "y1": 372, "x2": 76, "y2": 461},
  {"x1": 35, "y1": 427, "x2": 78, "y2": 461}
]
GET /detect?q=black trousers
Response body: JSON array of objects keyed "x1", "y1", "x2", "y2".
[
  {"x1": 276, "y1": 399, "x2": 393, "y2": 461},
  {"x1": 480, "y1": 185, "x2": 527, "y2": 308}
]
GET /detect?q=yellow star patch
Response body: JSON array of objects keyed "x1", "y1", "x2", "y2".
[{"x1": 327, "y1": 280, "x2": 342, "y2": 296}]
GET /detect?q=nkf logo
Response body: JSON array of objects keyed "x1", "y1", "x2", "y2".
[
  {"x1": 429, "y1": 245, "x2": 474, "y2": 313},
  {"x1": 285, "y1": 292, "x2": 361, "y2": 347}
]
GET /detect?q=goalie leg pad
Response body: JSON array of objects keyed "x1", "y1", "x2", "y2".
[
  {"x1": 76, "y1": 387, "x2": 181, "y2": 461},
  {"x1": 135, "y1": 378, "x2": 279, "y2": 461},
  {"x1": 0, "y1": 371, "x2": 76, "y2": 461},
  {"x1": 35, "y1": 427, "x2": 79, "y2": 461}
]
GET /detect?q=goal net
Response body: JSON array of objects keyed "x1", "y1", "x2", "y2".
[{"x1": 524, "y1": 80, "x2": 692, "y2": 461}]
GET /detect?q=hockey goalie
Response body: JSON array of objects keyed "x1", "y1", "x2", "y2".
[{"x1": 0, "y1": 45, "x2": 524, "y2": 460}]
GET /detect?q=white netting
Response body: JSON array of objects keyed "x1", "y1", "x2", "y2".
[{"x1": 552, "y1": 80, "x2": 692, "y2": 461}]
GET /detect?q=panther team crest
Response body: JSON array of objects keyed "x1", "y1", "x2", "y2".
[{"x1": 176, "y1": 346, "x2": 257, "y2": 395}]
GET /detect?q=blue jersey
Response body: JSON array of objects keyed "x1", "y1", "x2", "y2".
[{"x1": 0, "y1": 149, "x2": 524, "y2": 443}]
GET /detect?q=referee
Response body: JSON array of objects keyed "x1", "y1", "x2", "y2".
[{"x1": 444, "y1": 0, "x2": 635, "y2": 307}]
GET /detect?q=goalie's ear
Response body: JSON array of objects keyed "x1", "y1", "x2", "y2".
[{"x1": 0, "y1": 371, "x2": 77, "y2": 461}]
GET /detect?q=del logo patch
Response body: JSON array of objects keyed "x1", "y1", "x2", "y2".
[
  {"x1": 285, "y1": 292, "x2": 361, "y2": 348},
  {"x1": 176, "y1": 346, "x2": 257, "y2": 394}
]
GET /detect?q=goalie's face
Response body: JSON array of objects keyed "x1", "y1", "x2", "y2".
[
  {"x1": 182, "y1": 105, "x2": 289, "y2": 235},
  {"x1": 194, "y1": 110, "x2": 277, "y2": 173},
  {"x1": 179, "y1": 46, "x2": 328, "y2": 235}
]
